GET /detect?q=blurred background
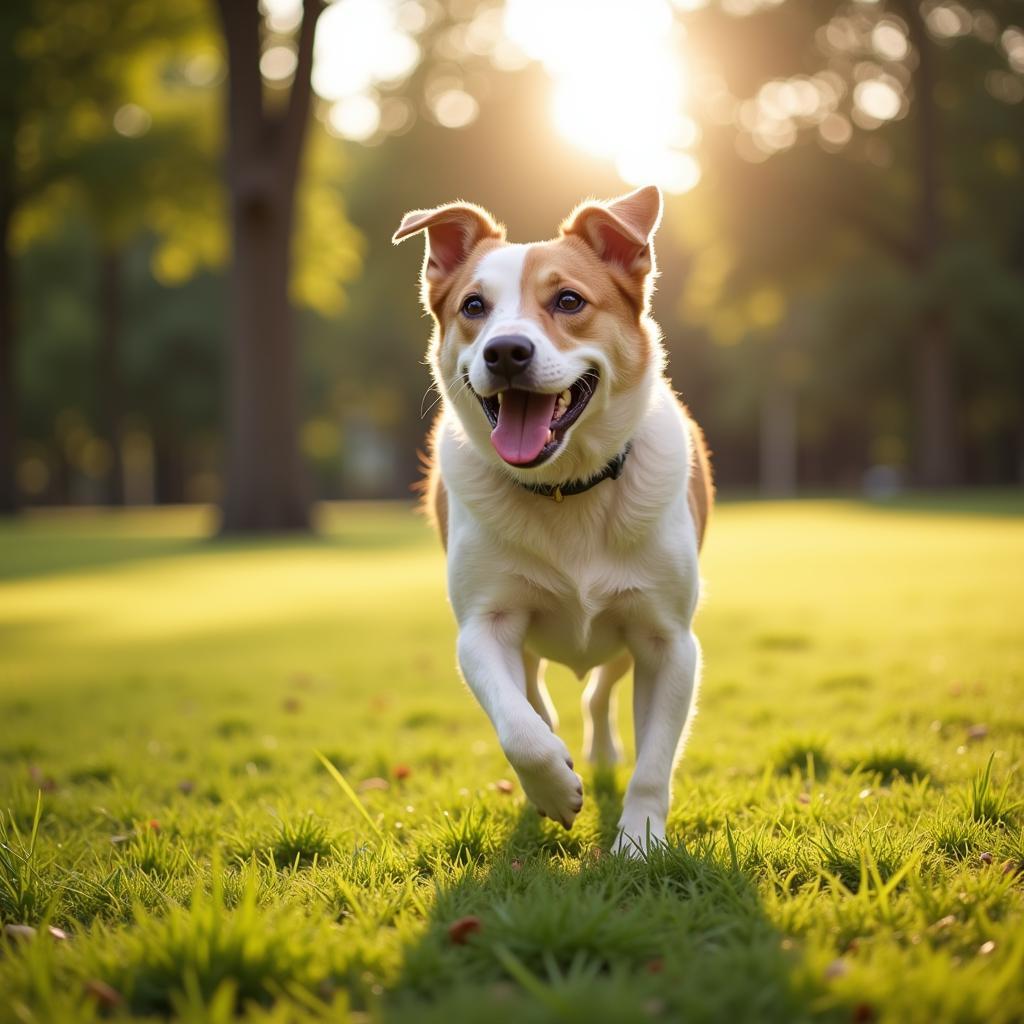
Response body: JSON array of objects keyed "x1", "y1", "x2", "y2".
[{"x1": 1, "y1": 0, "x2": 1022, "y2": 531}]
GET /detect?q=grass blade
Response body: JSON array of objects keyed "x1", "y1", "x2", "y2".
[{"x1": 314, "y1": 750, "x2": 383, "y2": 840}]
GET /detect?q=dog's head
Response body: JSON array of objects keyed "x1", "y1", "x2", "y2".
[{"x1": 394, "y1": 187, "x2": 664, "y2": 482}]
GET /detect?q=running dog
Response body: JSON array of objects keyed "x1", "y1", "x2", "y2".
[{"x1": 393, "y1": 186, "x2": 712, "y2": 853}]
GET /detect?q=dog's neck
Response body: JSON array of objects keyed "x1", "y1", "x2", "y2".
[{"x1": 514, "y1": 443, "x2": 633, "y2": 503}]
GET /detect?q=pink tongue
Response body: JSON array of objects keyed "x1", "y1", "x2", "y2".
[{"x1": 490, "y1": 390, "x2": 557, "y2": 465}]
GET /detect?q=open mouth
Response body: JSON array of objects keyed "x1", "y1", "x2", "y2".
[{"x1": 477, "y1": 370, "x2": 599, "y2": 467}]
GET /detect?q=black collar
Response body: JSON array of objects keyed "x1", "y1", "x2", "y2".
[{"x1": 517, "y1": 443, "x2": 633, "y2": 503}]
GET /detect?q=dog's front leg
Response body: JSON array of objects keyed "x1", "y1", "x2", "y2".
[
  {"x1": 457, "y1": 612, "x2": 583, "y2": 828},
  {"x1": 615, "y1": 630, "x2": 700, "y2": 855}
]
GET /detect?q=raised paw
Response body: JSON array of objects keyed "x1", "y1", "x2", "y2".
[{"x1": 506, "y1": 733, "x2": 584, "y2": 829}]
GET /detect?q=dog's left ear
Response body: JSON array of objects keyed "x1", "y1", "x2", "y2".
[
  {"x1": 561, "y1": 186, "x2": 663, "y2": 285},
  {"x1": 392, "y1": 202, "x2": 504, "y2": 287}
]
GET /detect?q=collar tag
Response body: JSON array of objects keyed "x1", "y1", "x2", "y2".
[{"x1": 520, "y1": 442, "x2": 633, "y2": 502}]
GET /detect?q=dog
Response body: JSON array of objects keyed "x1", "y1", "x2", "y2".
[{"x1": 393, "y1": 186, "x2": 712, "y2": 853}]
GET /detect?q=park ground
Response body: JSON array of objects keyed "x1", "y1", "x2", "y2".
[{"x1": 0, "y1": 494, "x2": 1022, "y2": 1023}]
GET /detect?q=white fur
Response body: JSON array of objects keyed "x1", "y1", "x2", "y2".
[{"x1": 437, "y1": 341, "x2": 703, "y2": 855}]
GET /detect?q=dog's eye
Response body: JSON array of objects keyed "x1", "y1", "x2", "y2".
[
  {"x1": 555, "y1": 290, "x2": 585, "y2": 313},
  {"x1": 461, "y1": 294, "x2": 486, "y2": 318}
]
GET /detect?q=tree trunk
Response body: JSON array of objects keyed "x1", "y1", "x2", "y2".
[
  {"x1": 221, "y1": 189, "x2": 308, "y2": 527},
  {"x1": 906, "y1": 3, "x2": 959, "y2": 486},
  {"x1": 154, "y1": 429, "x2": 188, "y2": 504},
  {"x1": 97, "y1": 245, "x2": 125, "y2": 505},
  {"x1": 759, "y1": 368, "x2": 798, "y2": 497},
  {"x1": 914, "y1": 312, "x2": 958, "y2": 486},
  {"x1": 216, "y1": 0, "x2": 323, "y2": 532},
  {"x1": 0, "y1": 183, "x2": 17, "y2": 514}
]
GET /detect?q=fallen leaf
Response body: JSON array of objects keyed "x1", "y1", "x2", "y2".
[
  {"x1": 965, "y1": 724, "x2": 988, "y2": 742},
  {"x1": 824, "y1": 958, "x2": 849, "y2": 980},
  {"x1": 27, "y1": 765, "x2": 57, "y2": 792},
  {"x1": 358, "y1": 777, "x2": 389, "y2": 792},
  {"x1": 979, "y1": 852, "x2": 993, "y2": 866},
  {"x1": 447, "y1": 915, "x2": 482, "y2": 945},
  {"x1": 3, "y1": 924, "x2": 37, "y2": 943},
  {"x1": 393, "y1": 764, "x2": 411, "y2": 780},
  {"x1": 84, "y1": 980, "x2": 122, "y2": 1009},
  {"x1": 978, "y1": 940, "x2": 996, "y2": 955},
  {"x1": 495, "y1": 779, "x2": 515, "y2": 794}
]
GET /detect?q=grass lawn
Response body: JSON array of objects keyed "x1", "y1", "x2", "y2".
[{"x1": 1, "y1": 496, "x2": 1022, "y2": 1023}]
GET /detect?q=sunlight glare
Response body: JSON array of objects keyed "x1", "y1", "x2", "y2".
[
  {"x1": 503, "y1": 0, "x2": 700, "y2": 194},
  {"x1": 312, "y1": 0, "x2": 420, "y2": 102}
]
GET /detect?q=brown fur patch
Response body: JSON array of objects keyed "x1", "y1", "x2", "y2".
[
  {"x1": 428, "y1": 236, "x2": 506, "y2": 322},
  {"x1": 518, "y1": 238, "x2": 652, "y2": 393},
  {"x1": 684, "y1": 411, "x2": 714, "y2": 550},
  {"x1": 416, "y1": 414, "x2": 448, "y2": 550},
  {"x1": 430, "y1": 237, "x2": 506, "y2": 385}
]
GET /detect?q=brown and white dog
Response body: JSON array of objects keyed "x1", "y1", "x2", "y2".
[{"x1": 393, "y1": 186, "x2": 712, "y2": 853}]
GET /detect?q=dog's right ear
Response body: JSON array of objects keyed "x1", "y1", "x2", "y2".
[{"x1": 392, "y1": 202, "x2": 504, "y2": 287}]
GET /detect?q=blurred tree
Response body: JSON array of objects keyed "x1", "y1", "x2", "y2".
[
  {"x1": 2, "y1": 0, "x2": 216, "y2": 508},
  {"x1": 678, "y1": 0, "x2": 1024, "y2": 488},
  {"x1": 0, "y1": 3, "x2": 36, "y2": 513},
  {"x1": 214, "y1": 0, "x2": 324, "y2": 531}
]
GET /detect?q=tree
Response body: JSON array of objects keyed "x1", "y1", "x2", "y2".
[
  {"x1": 0, "y1": 3, "x2": 36, "y2": 513},
  {"x1": 676, "y1": 0, "x2": 1024, "y2": 488},
  {"x1": 214, "y1": 0, "x2": 324, "y2": 531},
  {"x1": 1, "y1": 0, "x2": 213, "y2": 510}
]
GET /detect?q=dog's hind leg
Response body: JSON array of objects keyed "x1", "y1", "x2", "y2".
[
  {"x1": 582, "y1": 652, "x2": 632, "y2": 766},
  {"x1": 524, "y1": 652, "x2": 559, "y2": 732}
]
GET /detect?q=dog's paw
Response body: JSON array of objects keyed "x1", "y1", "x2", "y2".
[
  {"x1": 612, "y1": 809, "x2": 666, "y2": 858},
  {"x1": 505, "y1": 732, "x2": 583, "y2": 829}
]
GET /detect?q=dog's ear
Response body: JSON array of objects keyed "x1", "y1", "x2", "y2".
[
  {"x1": 392, "y1": 202, "x2": 504, "y2": 287},
  {"x1": 561, "y1": 186, "x2": 662, "y2": 286}
]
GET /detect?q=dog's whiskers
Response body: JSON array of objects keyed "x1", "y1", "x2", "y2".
[
  {"x1": 448, "y1": 374, "x2": 474, "y2": 404},
  {"x1": 420, "y1": 383, "x2": 442, "y2": 420}
]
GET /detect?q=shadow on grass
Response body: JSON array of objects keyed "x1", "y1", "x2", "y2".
[
  {"x1": 385, "y1": 801, "x2": 827, "y2": 1024},
  {"x1": 858, "y1": 488, "x2": 1024, "y2": 519},
  {"x1": 0, "y1": 505, "x2": 429, "y2": 583}
]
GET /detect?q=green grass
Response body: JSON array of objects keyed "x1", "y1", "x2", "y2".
[{"x1": 1, "y1": 496, "x2": 1022, "y2": 1023}]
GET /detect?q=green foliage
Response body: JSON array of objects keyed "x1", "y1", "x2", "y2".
[
  {"x1": 0, "y1": 498, "x2": 1022, "y2": 1022},
  {"x1": 0, "y1": 794, "x2": 51, "y2": 924},
  {"x1": 967, "y1": 754, "x2": 1020, "y2": 826}
]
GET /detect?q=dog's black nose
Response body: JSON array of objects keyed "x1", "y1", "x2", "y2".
[{"x1": 483, "y1": 335, "x2": 534, "y2": 378}]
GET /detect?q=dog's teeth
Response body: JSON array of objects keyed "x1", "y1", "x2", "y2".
[
  {"x1": 547, "y1": 430, "x2": 555, "y2": 444},
  {"x1": 497, "y1": 392, "x2": 503, "y2": 406},
  {"x1": 561, "y1": 389, "x2": 571, "y2": 404}
]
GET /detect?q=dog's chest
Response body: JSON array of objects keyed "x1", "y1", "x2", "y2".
[
  {"x1": 524, "y1": 578, "x2": 630, "y2": 675},
  {"x1": 518, "y1": 534, "x2": 679, "y2": 676}
]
